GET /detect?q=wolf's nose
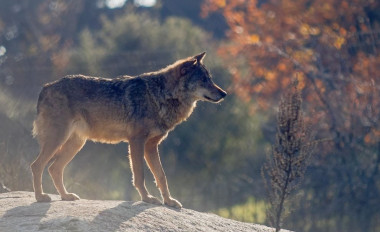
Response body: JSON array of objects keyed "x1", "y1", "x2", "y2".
[{"x1": 220, "y1": 89, "x2": 227, "y2": 98}]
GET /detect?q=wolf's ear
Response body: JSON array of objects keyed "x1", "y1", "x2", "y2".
[
  {"x1": 194, "y1": 51, "x2": 206, "y2": 63},
  {"x1": 180, "y1": 59, "x2": 197, "y2": 76}
]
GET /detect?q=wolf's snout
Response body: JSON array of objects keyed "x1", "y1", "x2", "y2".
[
  {"x1": 219, "y1": 89, "x2": 227, "y2": 99},
  {"x1": 207, "y1": 85, "x2": 227, "y2": 103},
  {"x1": 215, "y1": 89, "x2": 227, "y2": 103},
  {"x1": 215, "y1": 84, "x2": 227, "y2": 100}
]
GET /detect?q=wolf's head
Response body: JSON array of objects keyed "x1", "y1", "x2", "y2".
[{"x1": 178, "y1": 52, "x2": 227, "y2": 103}]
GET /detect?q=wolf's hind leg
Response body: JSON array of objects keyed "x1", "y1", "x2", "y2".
[
  {"x1": 48, "y1": 133, "x2": 85, "y2": 201},
  {"x1": 145, "y1": 136, "x2": 182, "y2": 208},
  {"x1": 31, "y1": 125, "x2": 71, "y2": 202},
  {"x1": 129, "y1": 139, "x2": 161, "y2": 205}
]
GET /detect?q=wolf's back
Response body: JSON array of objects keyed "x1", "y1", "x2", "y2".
[{"x1": 32, "y1": 75, "x2": 139, "y2": 138}]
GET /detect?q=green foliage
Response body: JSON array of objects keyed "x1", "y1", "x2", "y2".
[
  {"x1": 70, "y1": 11, "x2": 210, "y2": 77},
  {"x1": 215, "y1": 197, "x2": 267, "y2": 224}
]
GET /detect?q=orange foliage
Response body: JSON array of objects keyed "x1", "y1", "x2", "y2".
[{"x1": 203, "y1": 0, "x2": 380, "y2": 145}]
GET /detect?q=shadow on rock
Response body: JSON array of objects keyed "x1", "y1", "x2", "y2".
[
  {"x1": 1, "y1": 202, "x2": 51, "y2": 231},
  {"x1": 91, "y1": 201, "x2": 159, "y2": 231}
]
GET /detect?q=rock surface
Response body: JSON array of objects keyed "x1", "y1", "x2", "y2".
[{"x1": 0, "y1": 191, "x2": 287, "y2": 232}]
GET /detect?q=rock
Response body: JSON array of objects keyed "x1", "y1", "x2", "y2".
[{"x1": 0, "y1": 191, "x2": 289, "y2": 232}]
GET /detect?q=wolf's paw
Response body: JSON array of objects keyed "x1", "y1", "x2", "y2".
[
  {"x1": 61, "y1": 193, "x2": 80, "y2": 201},
  {"x1": 142, "y1": 195, "x2": 162, "y2": 205},
  {"x1": 36, "y1": 193, "x2": 52, "y2": 202},
  {"x1": 164, "y1": 197, "x2": 182, "y2": 208}
]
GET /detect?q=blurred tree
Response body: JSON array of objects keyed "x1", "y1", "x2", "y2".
[
  {"x1": 0, "y1": 0, "x2": 129, "y2": 98},
  {"x1": 203, "y1": 0, "x2": 380, "y2": 231}
]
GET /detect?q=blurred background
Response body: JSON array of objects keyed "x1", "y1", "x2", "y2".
[{"x1": 0, "y1": 0, "x2": 379, "y2": 231}]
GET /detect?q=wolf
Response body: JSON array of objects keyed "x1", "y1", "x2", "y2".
[{"x1": 31, "y1": 52, "x2": 226, "y2": 208}]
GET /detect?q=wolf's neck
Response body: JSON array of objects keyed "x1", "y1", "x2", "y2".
[
  {"x1": 160, "y1": 97, "x2": 197, "y2": 131},
  {"x1": 144, "y1": 73, "x2": 197, "y2": 130}
]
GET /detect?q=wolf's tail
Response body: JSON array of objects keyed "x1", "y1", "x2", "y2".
[
  {"x1": 36, "y1": 86, "x2": 48, "y2": 115},
  {"x1": 33, "y1": 86, "x2": 48, "y2": 138},
  {"x1": 32, "y1": 120, "x2": 39, "y2": 138}
]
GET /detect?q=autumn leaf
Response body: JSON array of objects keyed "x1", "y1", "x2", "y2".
[
  {"x1": 249, "y1": 34, "x2": 260, "y2": 44},
  {"x1": 334, "y1": 36, "x2": 345, "y2": 49}
]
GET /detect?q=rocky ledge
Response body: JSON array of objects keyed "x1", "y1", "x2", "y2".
[{"x1": 0, "y1": 191, "x2": 289, "y2": 232}]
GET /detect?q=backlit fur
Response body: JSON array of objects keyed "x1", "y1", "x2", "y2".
[{"x1": 31, "y1": 52, "x2": 227, "y2": 208}]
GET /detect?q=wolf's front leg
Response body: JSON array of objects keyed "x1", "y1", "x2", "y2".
[
  {"x1": 144, "y1": 137, "x2": 182, "y2": 208},
  {"x1": 129, "y1": 139, "x2": 161, "y2": 205}
]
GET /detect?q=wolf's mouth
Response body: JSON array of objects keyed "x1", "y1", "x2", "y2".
[
  {"x1": 203, "y1": 95, "x2": 214, "y2": 101},
  {"x1": 203, "y1": 95, "x2": 222, "y2": 103}
]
